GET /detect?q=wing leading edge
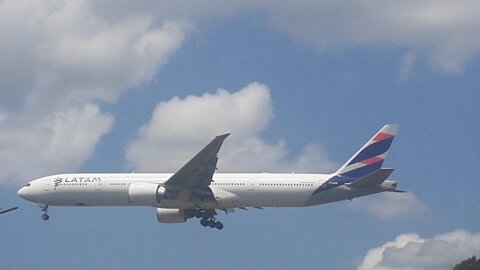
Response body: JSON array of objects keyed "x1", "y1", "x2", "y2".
[{"x1": 165, "y1": 133, "x2": 230, "y2": 191}]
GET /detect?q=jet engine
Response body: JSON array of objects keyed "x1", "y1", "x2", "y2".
[
  {"x1": 156, "y1": 208, "x2": 187, "y2": 223},
  {"x1": 128, "y1": 183, "x2": 166, "y2": 205}
]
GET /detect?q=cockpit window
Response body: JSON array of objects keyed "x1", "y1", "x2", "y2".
[{"x1": 25, "y1": 183, "x2": 31, "y2": 187}]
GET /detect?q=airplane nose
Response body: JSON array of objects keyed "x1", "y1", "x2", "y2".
[
  {"x1": 17, "y1": 186, "x2": 33, "y2": 200},
  {"x1": 18, "y1": 184, "x2": 40, "y2": 203},
  {"x1": 17, "y1": 187, "x2": 27, "y2": 198}
]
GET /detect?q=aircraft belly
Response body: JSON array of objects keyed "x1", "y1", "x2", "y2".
[
  {"x1": 47, "y1": 189, "x2": 81, "y2": 205},
  {"x1": 49, "y1": 188, "x2": 130, "y2": 206},
  {"x1": 158, "y1": 199, "x2": 194, "y2": 209},
  {"x1": 97, "y1": 189, "x2": 130, "y2": 205},
  {"x1": 306, "y1": 185, "x2": 383, "y2": 206},
  {"x1": 233, "y1": 190, "x2": 311, "y2": 207}
]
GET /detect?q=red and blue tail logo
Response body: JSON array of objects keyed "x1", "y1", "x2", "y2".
[
  {"x1": 336, "y1": 125, "x2": 398, "y2": 178},
  {"x1": 313, "y1": 125, "x2": 398, "y2": 194}
]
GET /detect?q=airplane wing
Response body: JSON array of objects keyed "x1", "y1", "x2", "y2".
[
  {"x1": 164, "y1": 133, "x2": 230, "y2": 191},
  {"x1": 0, "y1": 206, "x2": 18, "y2": 214}
]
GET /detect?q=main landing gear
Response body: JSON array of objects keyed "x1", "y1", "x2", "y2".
[
  {"x1": 200, "y1": 217, "x2": 224, "y2": 230},
  {"x1": 184, "y1": 209, "x2": 224, "y2": 230},
  {"x1": 40, "y1": 204, "x2": 49, "y2": 221}
]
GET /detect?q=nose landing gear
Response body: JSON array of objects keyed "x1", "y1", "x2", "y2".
[{"x1": 40, "y1": 204, "x2": 49, "y2": 221}]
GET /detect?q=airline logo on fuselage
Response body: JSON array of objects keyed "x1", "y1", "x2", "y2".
[{"x1": 53, "y1": 177, "x2": 102, "y2": 188}]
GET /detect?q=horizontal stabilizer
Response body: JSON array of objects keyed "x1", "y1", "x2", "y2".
[{"x1": 347, "y1": 168, "x2": 394, "y2": 188}]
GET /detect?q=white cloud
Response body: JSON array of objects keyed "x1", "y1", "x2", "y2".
[
  {"x1": 358, "y1": 230, "x2": 480, "y2": 270},
  {"x1": 126, "y1": 82, "x2": 337, "y2": 173},
  {"x1": 93, "y1": 1, "x2": 480, "y2": 74},
  {"x1": 399, "y1": 51, "x2": 417, "y2": 80},
  {"x1": 0, "y1": 0, "x2": 188, "y2": 184},
  {"x1": 350, "y1": 192, "x2": 427, "y2": 220},
  {"x1": 0, "y1": 104, "x2": 112, "y2": 183},
  {"x1": 90, "y1": 1, "x2": 257, "y2": 22},
  {"x1": 0, "y1": 0, "x2": 188, "y2": 109},
  {"x1": 261, "y1": 1, "x2": 480, "y2": 74},
  {"x1": 3, "y1": 0, "x2": 475, "y2": 184}
]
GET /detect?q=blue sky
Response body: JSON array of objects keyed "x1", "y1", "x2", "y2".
[{"x1": 1, "y1": 1, "x2": 480, "y2": 269}]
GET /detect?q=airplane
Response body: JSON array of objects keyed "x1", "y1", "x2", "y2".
[
  {"x1": 18, "y1": 125, "x2": 403, "y2": 230},
  {"x1": 0, "y1": 206, "x2": 18, "y2": 214}
]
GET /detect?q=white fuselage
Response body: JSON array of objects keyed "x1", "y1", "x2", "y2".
[
  {"x1": 17, "y1": 172, "x2": 394, "y2": 209},
  {"x1": 17, "y1": 126, "x2": 401, "y2": 228}
]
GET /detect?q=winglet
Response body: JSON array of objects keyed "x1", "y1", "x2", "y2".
[{"x1": 216, "y1": 133, "x2": 231, "y2": 140}]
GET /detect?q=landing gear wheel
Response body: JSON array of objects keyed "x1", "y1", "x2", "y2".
[
  {"x1": 207, "y1": 219, "x2": 216, "y2": 228},
  {"x1": 40, "y1": 204, "x2": 49, "y2": 221},
  {"x1": 195, "y1": 209, "x2": 224, "y2": 229},
  {"x1": 215, "y1": 222, "x2": 224, "y2": 230}
]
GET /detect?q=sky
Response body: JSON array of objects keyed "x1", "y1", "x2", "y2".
[{"x1": 1, "y1": 1, "x2": 480, "y2": 269}]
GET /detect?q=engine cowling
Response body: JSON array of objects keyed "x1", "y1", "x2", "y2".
[
  {"x1": 156, "y1": 208, "x2": 187, "y2": 223},
  {"x1": 128, "y1": 183, "x2": 165, "y2": 205}
]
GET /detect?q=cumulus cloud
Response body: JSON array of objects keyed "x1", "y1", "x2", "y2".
[
  {"x1": 0, "y1": 0, "x2": 188, "y2": 109},
  {"x1": 3, "y1": 0, "x2": 476, "y2": 183},
  {"x1": 350, "y1": 192, "x2": 427, "y2": 220},
  {"x1": 357, "y1": 230, "x2": 480, "y2": 270},
  {"x1": 126, "y1": 82, "x2": 337, "y2": 173},
  {"x1": 0, "y1": 0, "x2": 188, "y2": 184},
  {"x1": 0, "y1": 104, "x2": 113, "y2": 182}
]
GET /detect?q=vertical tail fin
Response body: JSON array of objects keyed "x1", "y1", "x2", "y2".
[{"x1": 336, "y1": 125, "x2": 398, "y2": 178}]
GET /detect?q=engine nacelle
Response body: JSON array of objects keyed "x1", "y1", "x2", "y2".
[
  {"x1": 156, "y1": 208, "x2": 187, "y2": 223},
  {"x1": 128, "y1": 183, "x2": 165, "y2": 205}
]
